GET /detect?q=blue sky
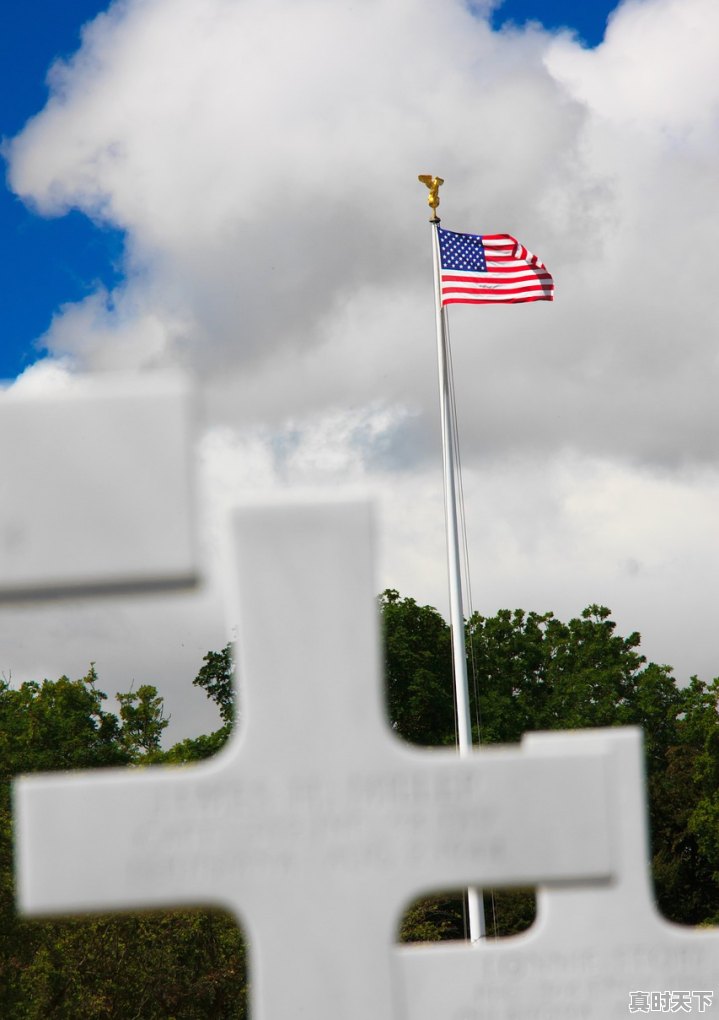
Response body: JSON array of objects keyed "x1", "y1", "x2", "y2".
[
  {"x1": 0, "y1": 0, "x2": 618, "y2": 382},
  {"x1": 492, "y1": 0, "x2": 615, "y2": 44},
  {"x1": 1, "y1": 0, "x2": 124, "y2": 380}
]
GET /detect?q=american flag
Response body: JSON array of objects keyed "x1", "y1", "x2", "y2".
[{"x1": 438, "y1": 227, "x2": 554, "y2": 305}]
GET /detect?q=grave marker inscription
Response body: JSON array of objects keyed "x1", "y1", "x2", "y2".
[
  {"x1": 15, "y1": 499, "x2": 617, "y2": 1020},
  {"x1": 400, "y1": 726, "x2": 719, "y2": 1018}
]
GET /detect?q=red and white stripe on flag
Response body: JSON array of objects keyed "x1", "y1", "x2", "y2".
[{"x1": 440, "y1": 232, "x2": 554, "y2": 306}]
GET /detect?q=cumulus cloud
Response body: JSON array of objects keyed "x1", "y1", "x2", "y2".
[
  {"x1": 8, "y1": 0, "x2": 583, "y2": 380},
  {"x1": 3, "y1": 358, "x2": 76, "y2": 395},
  {"x1": 3, "y1": 0, "x2": 719, "y2": 737}
]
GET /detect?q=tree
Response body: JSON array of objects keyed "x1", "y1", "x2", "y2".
[
  {"x1": 0, "y1": 668, "x2": 130, "y2": 1015},
  {"x1": 646, "y1": 674, "x2": 719, "y2": 926},
  {"x1": 117, "y1": 683, "x2": 169, "y2": 760},
  {"x1": 164, "y1": 644, "x2": 235, "y2": 764},
  {"x1": 0, "y1": 662, "x2": 248, "y2": 1018},
  {"x1": 0, "y1": 665, "x2": 127, "y2": 777},
  {"x1": 379, "y1": 593, "x2": 719, "y2": 936},
  {"x1": 193, "y1": 644, "x2": 235, "y2": 728},
  {"x1": 466, "y1": 604, "x2": 659, "y2": 742},
  {"x1": 380, "y1": 589, "x2": 455, "y2": 745}
]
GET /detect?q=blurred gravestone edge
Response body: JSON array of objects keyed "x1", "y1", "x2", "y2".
[
  {"x1": 14, "y1": 499, "x2": 719, "y2": 1018},
  {"x1": 0, "y1": 372, "x2": 199, "y2": 600}
]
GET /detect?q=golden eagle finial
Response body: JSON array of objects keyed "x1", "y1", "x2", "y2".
[{"x1": 418, "y1": 174, "x2": 444, "y2": 220}]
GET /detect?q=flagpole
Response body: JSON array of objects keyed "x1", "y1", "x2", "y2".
[{"x1": 421, "y1": 175, "x2": 486, "y2": 943}]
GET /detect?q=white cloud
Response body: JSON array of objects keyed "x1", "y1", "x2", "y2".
[
  {"x1": 3, "y1": 358, "x2": 76, "y2": 395},
  {"x1": 547, "y1": 0, "x2": 719, "y2": 138},
  {"x1": 4, "y1": 0, "x2": 719, "y2": 740}
]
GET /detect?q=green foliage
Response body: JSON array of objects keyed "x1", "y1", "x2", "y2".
[
  {"x1": 1, "y1": 594, "x2": 718, "y2": 1012},
  {"x1": 193, "y1": 645, "x2": 235, "y2": 728},
  {"x1": 648, "y1": 674, "x2": 719, "y2": 925},
  {"x1": 160, "y1": 644, "x2": 236, "y2": 765},
  {"x1": 380, "y1": 589, "x2": 455, "y2": 745},
  {"x1": 0, "y1": 661, "x2": 247, "y2": 1018},
  {"x1": 379, "y1": 591, "x2": 719, "y2": 938},
  {"x1": 162, "y1": 728, "x2": 230, "y2": 765},
  {"x1": 117, "y1": 684, "x2": 169, "y2": 761},
  {"x1": 466, "y1": 604, "x2": 653, "y2": 741},
  {"x1": 398, "y1": 894, "x2": 465, "y2": 942},
  {"x1": 13, "y1": 911, "x2": 247, "y2": 1019},
  {"x1": 0, "y1": 665, "x2": 127, "y2": 776}
]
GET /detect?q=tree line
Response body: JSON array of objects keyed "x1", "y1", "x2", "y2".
[{"x1": 0, "y1": 593, "x2": 717, "y2": 1016}]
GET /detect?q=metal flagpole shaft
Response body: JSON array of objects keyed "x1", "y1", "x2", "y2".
[
  {"x1": 428, "y1": 204, "x2": 486, "y2": 943},
  {"x1": 430, "y1": 223, "x2": 472, "y2": 756}
]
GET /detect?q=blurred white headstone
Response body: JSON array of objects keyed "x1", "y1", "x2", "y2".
[
  {"x1": 400, "y1": 725, "x2": 719, "y2": 1018},
  {"x1": 15, "y1": 501, "x2": 621, "y2": 1020},
  {"x1": 0, "y1": 372, "x2": 198, "y2": 599}
]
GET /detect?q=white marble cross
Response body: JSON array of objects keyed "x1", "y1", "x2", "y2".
[
  {"x1": 14, "y1": 495, "x2": 618, "y2": 1020},
  {"x1": 400, "y1": 725, "x2": 719, "y2": 1018}
]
